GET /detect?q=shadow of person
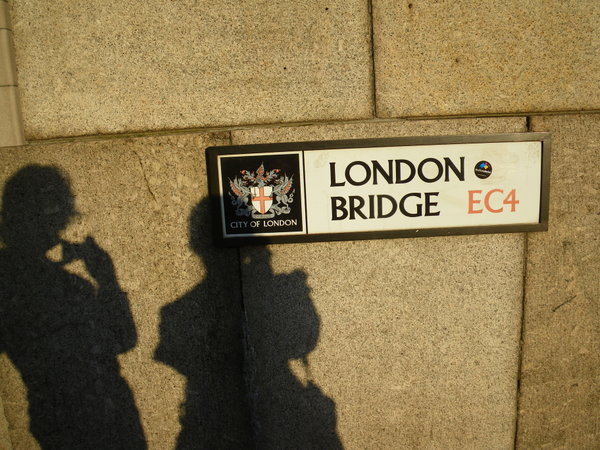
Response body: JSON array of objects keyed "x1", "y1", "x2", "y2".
[
  {"x1": 0, "y1": 165, "x2": 146, "y2": 449},
  {"x1": 154, "y1": 199, "x2": 253, "y2": 449},
  {"x1": 244, "y1": 246, "x2": 343, "y2": 449}
]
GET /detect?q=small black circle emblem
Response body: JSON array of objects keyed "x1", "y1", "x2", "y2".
[{"x1": 474, "y1": 161, "x2": 492, "y2": 179}]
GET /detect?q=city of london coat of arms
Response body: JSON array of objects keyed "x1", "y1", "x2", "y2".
[{"x1": 229, "y1": 163, "x2": 295, "y2": 219}]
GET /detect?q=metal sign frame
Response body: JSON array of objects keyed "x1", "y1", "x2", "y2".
[{"x1": 206, "y1": 133, "x2": 550, "y2": 246}]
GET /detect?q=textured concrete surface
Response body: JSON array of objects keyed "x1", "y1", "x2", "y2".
[
  {"x1": 0, "y1": 132, "x2": 252, "y2": 449},
  {"x1": 0, "y1": 86, "x2": 24, "y2": 147},
  {"x1": 0, "y1": 1, "x2": 10, "y2": 30},
  {"x1": 0, "y1": 393, "x2": 12, "y2": 450},
  {"x1": 234, "y1": 117, "x2": 527, "y2": 449},
  {"x1": 9, "y1": 0, "x2": 372, "y2": 139},
  {"x1": 0, "y1": 29, "x2": 17, "y2": 86},
  {"x1": 0, "y1": 1, "x2": 23, "y2": 148},
  {"x1": 517, "y1": 114, "x2": 600, "y2": 448},
  {"x1": 373, "y1": 0, "x2": 600, "y2": 117}
]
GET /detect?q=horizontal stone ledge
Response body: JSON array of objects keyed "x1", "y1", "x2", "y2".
[{"x1": 10, "y1": 110, "x2": 600, "y2": 146}]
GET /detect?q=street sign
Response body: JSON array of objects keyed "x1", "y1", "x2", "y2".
[{"x1": 206, "y1": 133, "x2": 550, "y2": 246}]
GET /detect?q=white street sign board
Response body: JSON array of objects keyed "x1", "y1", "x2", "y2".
[{"x1": 207, "y1": 134, "x2": 550, "y2": 245}]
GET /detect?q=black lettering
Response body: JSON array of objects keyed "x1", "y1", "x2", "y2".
[
  {"x1": 444, "y1": 157, "x2": 465, "y2": 181},
  {"x1": 372, "y1": 160, "x2": 393, "y2": 185},
  {"x1": 331, "y1": 197, "x2": 348, "y2": 220},
  {"x1": 368, "y1": 195, "x2": 375, "y2": 218},
  {"x1": 329, "y1": 162, "x2": 345, "y2": 187},
  {"x1": 395, "y1": 159, "x2": 416, "y2": 184},
  {"x1": 345, "y1": 161, "x2": 371, "y2": 186},
  {"x1": 424, "y1": 192, "x2": 440, "y2": 216},
  {"x1": 418, "y1": 158, "x2": 443, "y2": 183},
  {"x1": 349, "y1": 196, "x2": 367, "y2": 219},
  {"x1": 377, "y1": 194, "x2": 397, "y2": 218},
  {"x1": 399, "y1": 192, "x2": 423, "y2": 217}
]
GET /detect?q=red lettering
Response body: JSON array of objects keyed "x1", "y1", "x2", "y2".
[
  {"x1": 503, "y1": 189, "x2": 519, "y2": 212},
  {"x1": 468, "y1": 190, "x2": 483, "y2": 214},
  {"x1": 484, "y1": 189, "x2": 504, "y2": 213},
  {"x1": 468, "y1": 189, "x2": 519, "y2": 214}
]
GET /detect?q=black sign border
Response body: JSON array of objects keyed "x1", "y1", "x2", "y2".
[{"x1": 206, "y1": 132, "x2": 551, "y2": 247}]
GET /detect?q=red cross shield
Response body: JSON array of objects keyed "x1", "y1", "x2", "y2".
[{"x1": 250, "y1": 186, "x2": 273, "y2": 214}]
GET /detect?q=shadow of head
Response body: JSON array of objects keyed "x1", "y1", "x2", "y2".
[
  {"x1": 244, "y1": 246, "x2": 321, "y2": 361},
  {"x1": 188, "y1": 197, "x2": 320, "y2": 360},
  {"x1": 1, "y1": 165, "x2": 76, "y2": 255}
]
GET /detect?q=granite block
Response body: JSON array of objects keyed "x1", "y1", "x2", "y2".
[
  {"x1": 0, "y1": 393, "x2": 12, "y2": 450},
  {"x1": 373, "y1": 0, "x2": 600, "y2": 117},
  {"x1": 0, "y1": 29, "x2": 17, "y2": 86},
  {"x1": 0, "y1": 1, "x2": 10, "y2": 30},
  {"x1": 517, "y1": 114, "x2": 600, "y2": 448},
  {"x1": 0, "y1": 132, "x2": 252, "y2": 448},
  {"x1": 233, "y1": 117, "x2": 527, "y2": 449},
  {"x1": 10, "y1": 0, "x2": 372, "y2": 139},
  {"x1": 0, "y1": 353, "x2": 31, "y2": 449},
  {"x1": 0, "y1": 86, "x2": 24, "y2": 147}
]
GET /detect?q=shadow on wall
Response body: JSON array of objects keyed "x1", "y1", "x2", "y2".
[
  {"x1": 155, "y1": 197, "x2": 343, "y2": 449},
  {"x1": 0, "y1": 165, "x2": 146, "y2": 449},
  {"x1": 154, "y1": 199, "x2": 254, "y2": 448},
  {"x1": 0, "y1": 164, "x2": 341, "y2": 448},
  {"x1": 243, "y1": 245, "x2": 344, "y2": 449}
]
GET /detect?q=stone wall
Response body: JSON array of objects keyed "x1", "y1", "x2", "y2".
[
  {"x1": 0, "y1": 1, "x2": 598, "y2": 449},
  {"x1": 518, "y1": 114, "x2": 600, "y2": 449}
]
